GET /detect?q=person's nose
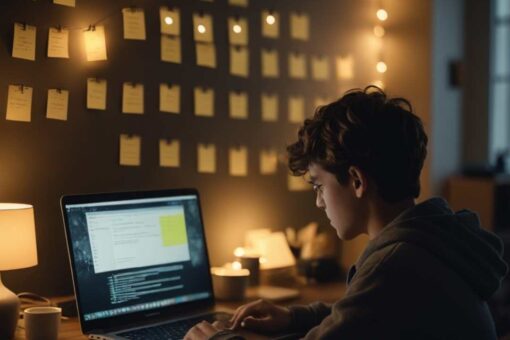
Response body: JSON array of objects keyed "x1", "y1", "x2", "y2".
[{"x1": 316, "y1": 193, "x2": 326, "y2": 210}]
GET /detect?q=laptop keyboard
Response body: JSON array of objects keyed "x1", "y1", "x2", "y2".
[{"x1": 117, "y1": 312, "x2": 232, "y2": 340}]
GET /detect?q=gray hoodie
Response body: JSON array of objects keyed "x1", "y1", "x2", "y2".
[{"x1": 289, "y1": 198, "x2": 508, "y2": 339}]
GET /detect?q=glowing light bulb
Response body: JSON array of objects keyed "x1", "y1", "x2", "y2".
[
  {"x1": 164, "y1": 16, "x2": 173, "y2": 25},
  {"x1": 233, "y1": 24, "x2": 242, "y2": 34},
  {"x1": 377, "y1": 9, "x2": 388, "y2": 21},
  {"x1": 266, "y1": 14, "x2": 276, "y2": 25},
  {"x1": 373, "y1": 25, "x2": 385, "y2": 38},
  {"x1": 197, "y1": 24, "x2": 206, "y2": 34},
  {"x1": 376, "y1": 61, "x2": 387, "y2": 73},
  {"x1": 234, "y1": 247, "x2": 245, "y2": 257},
  {"x1": 232, "y1": 261, "x2": 242, "y2": 270}
]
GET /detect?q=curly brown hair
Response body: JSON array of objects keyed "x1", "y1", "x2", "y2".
[{"x1": 287, "y1": 86, "x2": 428, "y2": 203}]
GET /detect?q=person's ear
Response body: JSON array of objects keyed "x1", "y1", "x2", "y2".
[{"x1": 348, "y1": 166, "x2": 367, "y2": 198}]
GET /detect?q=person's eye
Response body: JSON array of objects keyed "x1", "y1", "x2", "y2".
[{"x1": 313, "y1": 184, "x2": 323, "y2": 193}]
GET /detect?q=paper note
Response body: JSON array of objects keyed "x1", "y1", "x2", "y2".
[
  {"x1": 161, "y1": 35, "x2": 181, "y2": 63},
  {"x1": 288, "y1": 96, "x2": 305, "y2": 123},
  {"x1": 159, "y1": 139, "x2": 180, "y2": 167},
  {"x1": 260, "y1": 149, "x2": 278, "y2": 174},
  {"x1": 228, "y1": 17, "x2": 248, "y2": 45},
  {"x1": 47, "y1": 27, "x2": 69, "y2": 58},
  {"x1": 6, "y1": 85, "x2": 32, "y2": 122},
  {"x1": 261, "y1": 93, "x2": 278, "y2": 122},
  {"x1": 230, "y1": 46, "x2": 249, "y2": 77},
  {"x1": 312, "y1": 55, "x2": 330, "y2": 80},
  {"x1": 46, "y1": 89, "x2": 69, "y2": 121},
  {"x1": 261, "y1": 49, "x2": 279, "y2": 78},
  {"x1": 54, "y1": 0, "x2": 75, "y2": 7},
  {"x1": 123, "y1": 8, "x2": 146, "y2": 40},
  {"x1": 197, "y1": 144, "x2": 216, "y2": 173},
  {"x1": 262, "y1": 10, "x2": 279, "y2": 38},
  {"x1": 84, "y1": 26, "x2": 107, "y2": 61},
  {"x1": 289, "y1": 53, "x2": 307, "y2": 79},
  {"x1": 229, "y1": 91, "x2": 248, "y2": 119},
  {"x1": 290, "y1": 12, "x2": 310, "y2": 41},
  {"x1": 194, "y1": 87, "x2": 214, "y2": 117},
  {"x1": 120, "y1": 134, "x2": 141, "y2": 166},
  {"x1": 12, "y1": 23, "x2": 36, "y2": 61},
  {"x1": 87, "y1": 78, "x2": 107, "y2": 110},
  {"x1": 229, "y1": 0, "x2": 248, "y2": 6},
  {"x1": 160, "y1": 83, "x2": 180, "y2": 114},
  {"x1": 193, "y1": 13, "x2": 213, "y2": 42},
  {"x1": 336, "y1": 55, "x2": 354, "y2": 80},
  {"x1": 160, "y1": 7, "x2": 180, "y2": 35},
  {"x1": 229, "y1": 146, "x2": 248, "y2": 176},
  {"x1": 122, "y1": 83, "x2": 144, "y2": 114},
  {"x1": 196, "y1": 43, "x2": 216, "y2": 68},
  {"x1": 288, "y1": 174, "x2": 310, "y2": 191}
]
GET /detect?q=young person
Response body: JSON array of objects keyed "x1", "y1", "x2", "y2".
[{"x1": 185, "y1": 86, "x2": 508, "y2": 340}]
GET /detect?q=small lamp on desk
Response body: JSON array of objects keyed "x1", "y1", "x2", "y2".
[{"x1": 0, "y1": 204, "x2": 38, "y2": 340}]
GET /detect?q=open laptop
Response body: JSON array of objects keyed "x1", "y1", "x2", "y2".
[{"x1": 61, "y1": 188, "x2": 234, "y2": 339}]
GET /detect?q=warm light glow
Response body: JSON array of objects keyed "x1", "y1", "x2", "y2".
[
  {"x1": 259, "y1": 257, "x2": 268, "y2": 264},
  {"x1": 373, "y1": 25, "x2": 385, "y2": 38},
  {"x1": 376, "y1": 61, "x2": 387, "y2": 73},
  {"x1": 233, "y1": 24, "x2": 242, "y2": 34},
  {"x1": 234, "y1": 247, "x2": 245, "y2": 257},
  {"x1": 373, "y1": 80, "x2": 385, "y2": 89},
  {"x1": 164, "y1": 16, "x2": 173, "y2": 25},
  {"x1": 266, "y1": 14, "x2": 276, "y2": 25},
  {"x1": 197, "y1": 24, "x2": 206, "y2": 34},
  {"x1": 232, "y1": 261, "x2": 242, "y2": 270},
  {"x1": 377, "y1": 9, "x2": 388, "y2": 21}
]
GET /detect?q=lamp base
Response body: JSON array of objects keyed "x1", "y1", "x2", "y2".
[{"x1": 0, "y1": 273, "x2": 20, "y2": 340}]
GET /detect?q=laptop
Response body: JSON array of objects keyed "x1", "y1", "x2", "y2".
[{"x1": 60, "y1": 188, "x2": 234, "y2": 339}]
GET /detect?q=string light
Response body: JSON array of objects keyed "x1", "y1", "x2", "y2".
[
  {"x1": 164, "y1": 16, "x2": 173, "y2": 25},
  {"x1": 377, "y1": 8, "x2": 388, "y2": 21},
  {"x1": 233, "y1": 24, "x2": 242, "y2": 34},
  {"x1": 373, "y1": 25, "x2": 385, "y2": 38},
  {"x1": 376, "y1": 61, "x2": 387, "y2": 73},
  {"x1": 197, "y1": 24, "x2": 206, "y2": 34},
  {"x1": 266, "y1": 14, "x2": 276, "y2": 25}
]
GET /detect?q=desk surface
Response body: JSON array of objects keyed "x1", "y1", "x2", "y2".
[{"x1": 15, "y1": 280, "x2": 346, "y2": 339}]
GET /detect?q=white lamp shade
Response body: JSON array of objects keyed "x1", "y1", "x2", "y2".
[{"x1": 0, "y1": 204, "x2": 38, "y2": 270}]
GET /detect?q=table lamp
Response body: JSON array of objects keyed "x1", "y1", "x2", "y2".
[{"x1": 0, "y1": 203, "x2": 38, "y2": 340}]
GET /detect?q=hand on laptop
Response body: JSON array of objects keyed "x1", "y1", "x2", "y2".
[
  {"x1": 229, "y1": 299, "x2": 292, "y2": 332},
  {"x1": 184, "y1": 320, "x2": 228, "y2": 340}
]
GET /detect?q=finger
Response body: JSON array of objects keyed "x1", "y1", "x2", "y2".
[
  {"x1": 230, "y1": 300, "x2": 266, "y2": 330},
  {"x1": 212, "y1": 320, "x2": 229, "y2": 330},
  {"x1": 184, "y1": 326, "x2": 206, "y2": 340},
  {"x1": 241, "y1": 315, "x2": 272, "y2": 331},
  {"x1": 196, "y1": 321, "x2": 218, "y2": 336}
]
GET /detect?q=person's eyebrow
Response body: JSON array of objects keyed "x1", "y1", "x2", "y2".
[{"x1": 307, "y1": 175, "x2": 318, "y2": 184}]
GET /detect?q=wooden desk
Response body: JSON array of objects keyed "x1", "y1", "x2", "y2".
[{"x1": 15, "y1": 280, "x2": 346, "y2": 339}]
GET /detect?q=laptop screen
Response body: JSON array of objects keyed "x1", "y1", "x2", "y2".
[{"x1": 62, "y1": 191, "x2": 213, "y2": 323}]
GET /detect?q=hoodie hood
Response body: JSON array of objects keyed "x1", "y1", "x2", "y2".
[{"x1": 357, "y1": 197, "x2": 508, "y2": 300}]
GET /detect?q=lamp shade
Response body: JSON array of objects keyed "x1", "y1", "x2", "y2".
[{"x1": 0, "y1": 203, "x2": 38, "y2": 270}]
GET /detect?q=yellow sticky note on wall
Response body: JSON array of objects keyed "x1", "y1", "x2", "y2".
[
  {"x1": 261, "y1": 49, "x2": 279, "y2": 78},
  {"x1": 229, "y1": 146, "x2": 248, "y2": 176},
  {"x1": 290, "y1": 12, "x2": 310, "y2": 41},
  {"x1": 229, "y1": 0, "x2": 248, "y2": 6},
  {"x1": 120, "y1": 134, "x2": 141, "y2": 166},
  {"x1": 312, "y1": 55, "x2": 330, "y2": 81},
  {"x1": 87, "y1": 78, "x2": 107, "y2": 110},
  {"x1": 122, "y1": 83, "x2": 144, "y2": 114},
  {"x1": 160, "y1": 7, "x2": 180, "y2": 35},
  {"x1": 84, "y1": 26, "x2": 107, "y2": 61},
  {"x1": 260, "y1": 149, "x2": 278, "y2": 175},
  {"x1": 48, "y1": 27, "x2": 69, "y2": 58},
  {"x1": 288, "y1": 96, "x2": 305, "y2": 123},
  {"x1": 336, "y1": 55, "x2": 354, "y2": 80},
  {"x1": 161, "y1": 35, "x2": 181, "y2": 63},
  {"x1": 160, "y1": 83, "x2": 180, "y2": 114},
  {"x1": 228, "y1": 17, "x2": 248, "y2": 45},
  {"x1": 262, "y1": 10, "x2": 279, "y2": 38},
  {"x1": 13, "y1": 23, "x2": 36, "y2": 61},
  {"x1": 230, "y1": 46, "x2": 249, "y2": 77},
  {"x1": 289, "y1": 53, "x2": 307, "y2": 79},
  {"x1": 229, "y1": 91, "x2": 248, "y2": 119},
  {"x1": 123, "y1": 8, "x2": 146, "y2": 40},
  {"x1": 6, "y1": 85, "x2": 32, "y2": 122},
  {"x1": 193, "y1": 13, "x2": 214, "y2": 42},
  {"x1": 288, "y1": 174, "x2": 311, "y2": 191},
  {"x1": 261, "y1": 93, "x2": 278, "y2": 122},
  {"x1": 197, "y1": 144, "x2": 216, "y2": 173},
  {"x1": 54, "y1": 0, "x2": 75, "y2": 7},
  {"x1": 160, "y1": 139, "x2": 180, "y2": 167},
  {"x1": 194, "y1": 87, "x2": 214, "y2": 117},
  {"x1": 196, "y1": 43, "x2": 216, "y2": 68},
  {"x1": 46, "y1": 89, "x2": 69, "y2": 121}
]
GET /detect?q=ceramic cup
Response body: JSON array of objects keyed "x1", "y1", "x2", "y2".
[{"x1": 24, "y1": 306, "x2": 61, "y2": 340}]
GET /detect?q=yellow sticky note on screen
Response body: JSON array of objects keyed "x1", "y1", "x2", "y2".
[
  {"x1": 290, "y1": 12, "x2": 310, "y2": 41},
  {"x1": 46, "y1": 89, "x2": 69, "y2": 121},
  {"x1": 261, "y1": 93, "x2": 278, "y2": 122},
  {"x1": 229, "y1": 146, "x2": 248, "y2": 176},
  {"x1": 312, "y1": 55, "x2": 330, "y2": 81},
  {"x1": 336, "y1": 55, "x2": 354, "y2": 80},
  {"x1": 48, "y1": 27, "x2": 69, "y2": 58},
  {"x1": 289, "y1": 53, "x2": 307, "y2": 79},
  {"x1": 54, "y1": 0, "x2": 75, "y2": 7},
  {"x1": 160, "y1": 83, "x2": 180, "y2": 114},
  {"x1": 160, "y1": 7, "x2": 180, "y2": 35},
  {"x1": 84, "y1": 26, "x2": 107, "y2": 61},
  {"x1": 196, "y1": 43, "x2": 216, "y2": 68},
  {"x1": 120, "y1": 134, "x2": 141, "y2": 166},
  {"x1": 229, "y1": 91, "x2": 248, "y2": 119},
  {"x1": 262, "y1": 10, "x2": 279, "y2": 38},
  {"x1": 122, "y1": 8, "x2": 146, "y2": 40},
  {"x1": 13, "y1": 23, "x2": 36, "y2": 61},
  {"x1": 261, "y1": 49, "x2": 279, "y2": 78},
  {"x1": 122, "y1": 83, "x2": 144, "y2": 114},
  {"x1": 228, "y1": 17, "x2": 248, "y2": 45},
  {"x1": 160, "y1": 214, "x2": 188, "y2": 246},
  {"x1": 87, "y1": 78, "x2": 107, "y2": 110},
  {"x1": 260, "y1": 149, "x2": 278, "y2": 175},
  {"x1": 193, "y1": 13, "x2": 213, "y2": 42},
  {"x1": 230, "y1": 46, "x2": 249, "y2": 77},
  {"x1": 161, "y1": 35, "x2": 181, "y2": 63},
  {"x1": 6, "y1": 85, "x2": 33, "y2": 122},
  {"x1": 288, "y1": 96, "x2": 305, "y2": 123},
  {"x1": 194, "y1": 87, "x2": 214, "y2": 117},
  {"x1": 197, "y1": 144, "x2": 216, "y2": 173},
  {"x1": 159, "y1": 139, "x2": 180, "y2": 167}
]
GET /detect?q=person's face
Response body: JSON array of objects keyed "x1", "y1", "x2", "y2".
[{"x1": 308, "y1": 163, "x2": 368, "y2": 240}]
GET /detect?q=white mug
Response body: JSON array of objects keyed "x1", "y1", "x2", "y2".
[{"x1": 24, "y1": 306, "x2": 61, "y2": 340}]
